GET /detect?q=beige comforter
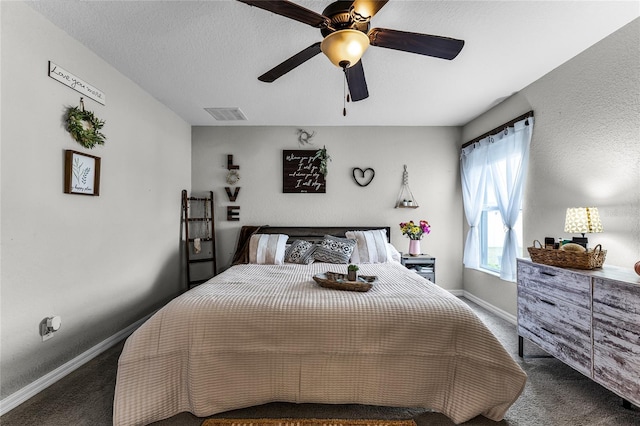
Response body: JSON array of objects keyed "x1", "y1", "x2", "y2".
[{"x1": 114, "y1": 262, "x2": 526, "y2": 425}]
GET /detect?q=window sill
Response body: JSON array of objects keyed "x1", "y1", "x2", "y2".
[
  {"x1": 479, "y1": 268, "x2": 501, "y2": 278},
  {"x1": 466, "y1": 266, "x2": 515, "y2": 282}
]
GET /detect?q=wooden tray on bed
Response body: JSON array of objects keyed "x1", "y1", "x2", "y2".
[{"x1": 313, "y1": 272, "x2": 377, "y2": 292}]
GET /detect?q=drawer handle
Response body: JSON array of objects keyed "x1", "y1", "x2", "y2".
[
  {"x1": 540, "y1": 271, "x2": 556, "y2": 277},
  {"x1": 541, "y1": 326, "x2": 556, "y2": 335},
  {"x1": 539, "y1": 299, "x2": 556, "y2": 306}
]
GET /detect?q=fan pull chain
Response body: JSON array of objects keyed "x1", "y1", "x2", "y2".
[
  {"x1": 343, "y1": 74, "x2": 347, "y2": 116},
  {"x1": 342, "y1": 73, "x2": 352, "y2": 117}
]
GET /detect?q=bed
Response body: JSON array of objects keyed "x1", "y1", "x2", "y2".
[{"x1": 113, "y1": 226, "x2": 526, "y2": 425}]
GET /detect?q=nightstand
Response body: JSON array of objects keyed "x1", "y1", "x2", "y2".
[{"x1": 401, "y1": 254, "x2": 436, "y2": 283}]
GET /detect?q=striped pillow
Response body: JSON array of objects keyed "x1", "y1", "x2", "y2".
[
  {"x1": 346, "y1": 229, "x2": 390, "y2": 263},
  {"x1": 313, "y1": 235, "x2": 356, "y2": 264},
  {"x1": 249, "y1": 234, "x2": 288, "y2": 265}
]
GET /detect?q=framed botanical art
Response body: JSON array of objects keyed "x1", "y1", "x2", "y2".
[{"x1": 64, "y1": 149, "x2": 101, "y2": 196}]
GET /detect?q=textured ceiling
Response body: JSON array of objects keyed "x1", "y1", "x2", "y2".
[{"x1": 27, "y1": 1, "x2": 639, "y2": 126}]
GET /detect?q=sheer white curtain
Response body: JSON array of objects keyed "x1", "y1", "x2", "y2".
[
  {"x1": 488, "y1": 117, "x2": 533, "y2": 280},
  {"x1": 460, "y1": 140, "x2": 489, "y2": 269},
  {"x1": 460, "y1": 116, "x2": 533, "y2": 279}
]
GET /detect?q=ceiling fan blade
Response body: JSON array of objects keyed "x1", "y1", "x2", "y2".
[
  {"x1": 344, "y1": 60, "x2": 369, "y2": 102},
  {"x1": 258, "y1": 42, "x2": 322, "y2": 82},
  {"x1": 369, "y1": 28, "x2": 465, "y2": 60},
  {"x1": 351, "y1": 0, "x2": 389, "y2": 20},
  {"x1": 237, "y1": 0, "x2": 329, "y2": 28}
]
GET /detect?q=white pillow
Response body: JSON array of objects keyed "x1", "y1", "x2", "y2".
[
  {"x1": 249, "y1": 234, "x2": 288, "y2": 265},
  {"x1": 387, "y1": 243, "x2": 402, "y2": 263},
  {"x1": 346, "y1": 229, "x2": 390, "y2": 264}
]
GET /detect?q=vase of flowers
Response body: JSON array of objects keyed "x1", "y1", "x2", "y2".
[{"x1": 399, "y1": 220, "x2": 431, "y2": 256}]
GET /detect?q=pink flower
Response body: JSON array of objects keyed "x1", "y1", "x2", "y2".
[{"x1": 420, "y1": 220, "x2": 431, "y2": 234}]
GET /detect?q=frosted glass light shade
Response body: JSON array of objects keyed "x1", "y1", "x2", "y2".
[
  {"x1": 321, "y1": 29, "x2": 369, "y2": 68},
  {"x1": 564, "y1": 207, "x2": 603, "y2": 234}
]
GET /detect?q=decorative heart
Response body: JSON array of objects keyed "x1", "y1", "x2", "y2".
[{"x1": 352, "y1": 167, "x2": 375, "y2": 187}]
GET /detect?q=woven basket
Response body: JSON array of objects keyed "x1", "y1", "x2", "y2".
[
  {"x1": 312, "y1": 272, "x2": 376, "y2": 292},
  {"x1": 527, "y1": 240, "x2": 606, "y2": 270}
]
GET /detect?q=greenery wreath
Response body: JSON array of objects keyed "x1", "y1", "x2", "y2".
[
  {"x1": 66, "y1": 106, "x2": 106, "y2": 149},
  {"x1": 226, "y1": 169, "x2": 240, "y2": 185}
]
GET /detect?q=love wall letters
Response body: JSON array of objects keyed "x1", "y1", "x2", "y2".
[{"x1": 226, "y1": 155, "x2": 240, "y2": 221}]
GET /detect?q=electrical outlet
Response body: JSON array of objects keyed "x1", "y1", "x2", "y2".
[{"x1": 40, "y1": 316, "x2": 61, "y2": 342}]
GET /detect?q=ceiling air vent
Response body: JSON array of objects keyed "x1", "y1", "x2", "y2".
[{"x1": 204, "y1": 107, "x2": 247, "y2": 121}]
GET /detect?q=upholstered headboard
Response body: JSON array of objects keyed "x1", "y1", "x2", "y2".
[{"x1": 256, "y1": 226, "x2": 392, "y2": 243}]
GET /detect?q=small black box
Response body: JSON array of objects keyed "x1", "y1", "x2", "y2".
[{"x1": 544, "y1": 237, "x2": 555, "y2": 249}]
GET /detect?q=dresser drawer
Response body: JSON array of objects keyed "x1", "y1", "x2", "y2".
[
  {"x1": 593, "y1": 311, "x2": 640, "y2": 406},
  {"x1": 518, "y1": 287, "x2": 592, "y2": 376},
  {"x1": 593, "y1": 278, "x2": 640, "y2": 321},
  {"x1": 592, "y1": 278, "x2": 640, "y2": 406},
  {"x1": 518, "y1": 261, "x2": 591, "y2": 310}
]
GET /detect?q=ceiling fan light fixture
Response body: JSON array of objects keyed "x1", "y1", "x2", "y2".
[{"x1": 320, "y1": 29, "x2": 369, "y2": 68}]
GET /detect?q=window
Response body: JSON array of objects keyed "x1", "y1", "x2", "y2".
[
  {"x1": 479, "y1": 171, "x2": 523, "y2": 272},
  {"x1": 480, "y1": 209, "x2": 524, "y2": 272},
  {"x1": 460, "y1": 113, "x2": 533, "y2": 281}
]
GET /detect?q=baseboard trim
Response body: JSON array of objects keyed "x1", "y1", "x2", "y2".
[
  {"x1": 0, "y1": 313, "x2": 153, "y2": 416},
  {"x1": 462, "y1": 291, "x2": 517, "y2": 325}
]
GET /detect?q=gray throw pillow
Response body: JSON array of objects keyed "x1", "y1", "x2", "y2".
[
  {"x1": 284, "y1": 240, "x2": 316, "y2": 264},
  {"x1": 313, "y1": 235, "x2": 357, "y2": 264}
]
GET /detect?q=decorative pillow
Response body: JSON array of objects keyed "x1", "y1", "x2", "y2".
[
  {"x1": 284, "y1": 240, "x2": 316, "y2": 264},
  {"x1": 346, "y1": 229, "x2": 390, "y2": 263},
  {"x1": 249, "y1": 234, "x2": 288, "y2": 265},
  {"x1": 313, "y1": 235, "x2": 357, "y2": 264}
]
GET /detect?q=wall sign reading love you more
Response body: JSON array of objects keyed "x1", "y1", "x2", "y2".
[{"x1": 352, "y1": 167, "x2": 375, "y2": 187}]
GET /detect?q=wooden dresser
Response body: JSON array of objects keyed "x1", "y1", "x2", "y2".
[{"x1": 517, "y1": 258, "x2": 640, "y2": 407}]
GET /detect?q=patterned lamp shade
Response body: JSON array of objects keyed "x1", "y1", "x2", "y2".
[{"x1": 564, "y1": 207, "x2": 603, "y2": 235}]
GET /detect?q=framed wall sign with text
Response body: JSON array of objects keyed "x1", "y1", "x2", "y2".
[
  {"x1": 64, "y1": 150, "x2": 101, "y2": 196},
  {"x1": 282, "y1": 150, "x2": 325, "y2": 193}
]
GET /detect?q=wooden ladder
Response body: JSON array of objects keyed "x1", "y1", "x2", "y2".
[{"x1": 181, "y1": 190, "x2": 217, "y2": 289}]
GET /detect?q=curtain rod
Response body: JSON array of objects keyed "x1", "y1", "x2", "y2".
[{"x1": 461, "y1": 110, "x2": 534, "y2": 149}]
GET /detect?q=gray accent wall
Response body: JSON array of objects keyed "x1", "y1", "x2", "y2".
[
  {"x1": 1, "y1": 2, "x2": 191, "y2": 399},
  {"x1": 461, "y1": 18, "x2": 640, "y2": 316}
]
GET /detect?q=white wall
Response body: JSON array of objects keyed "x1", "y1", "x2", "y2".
[
  {"x1": 461, "y1": 18, "x2": 640, "y2": 316},
  {"x1": 0, "y1": 2, "x2": 191, "y2": 398},
  {"x1": 191, "y1": 126, "x2": 463, "y2": 291}
]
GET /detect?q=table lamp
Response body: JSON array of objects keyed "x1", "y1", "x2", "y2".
[{"x1": 564, "y1": 207, "x2": 603, "y2": 248}]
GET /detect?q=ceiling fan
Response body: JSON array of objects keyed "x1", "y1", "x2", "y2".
[{"x1": 237, "y1": 0, "x2": 465, "y2": 102}]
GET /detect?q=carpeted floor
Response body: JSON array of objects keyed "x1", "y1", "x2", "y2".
[{"x1": 1, "y1": 297, "x2": 638, "y2": 426}]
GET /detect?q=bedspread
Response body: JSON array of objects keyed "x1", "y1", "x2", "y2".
[{"x1": 113, "y1": 262, "x2": 526, "y2": 425}]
